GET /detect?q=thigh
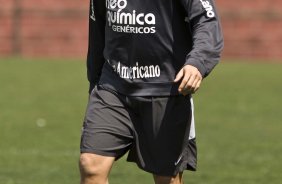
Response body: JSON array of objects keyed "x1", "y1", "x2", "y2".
[{"x1": 81, "y1": 86, "x2": 134, "y2": 159}]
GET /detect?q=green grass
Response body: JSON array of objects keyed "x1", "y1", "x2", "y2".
[{"x1": 0, "y1": 58, "x2": 282, "y2": 184}]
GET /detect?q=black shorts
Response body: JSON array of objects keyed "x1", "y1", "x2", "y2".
[{"x1": 80, "y1": 85, "x2": 197, "y2": 176}]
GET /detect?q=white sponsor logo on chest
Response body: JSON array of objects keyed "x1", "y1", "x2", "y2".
[{"x1": 106, "y1": 0, "x2": 156, "y2": 34}]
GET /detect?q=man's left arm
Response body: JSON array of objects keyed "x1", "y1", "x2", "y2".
[{"x1": 175, "y1": 0, "x2": 224, "y2": 95}]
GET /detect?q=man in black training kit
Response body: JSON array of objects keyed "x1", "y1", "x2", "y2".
[{"x1": 79, "y1": 0, "x2": 223, "y2": 183}]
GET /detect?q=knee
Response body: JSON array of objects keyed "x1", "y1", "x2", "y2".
[
  {"x1": 153, "y1": 173, "x2": 183, "y2": 184},
  {"x1": 79, "y1": 154, "x2": 99, "y2": 177},
  {"x1": 79, "y1": 153, "x2": 114, "y2": 179},
  {"x1": 154, "y1": 176, "x2": 174, "y2": 184}
]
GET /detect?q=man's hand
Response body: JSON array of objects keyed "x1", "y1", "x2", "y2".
[{"x1": 174, "y1": 65, "x2": 203, "y2": 96}]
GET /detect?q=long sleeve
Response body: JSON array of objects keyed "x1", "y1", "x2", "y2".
[
  {"x1": 181, "y1": 0, "x2": 224, "y2": 77},
  {"x1": 86, "y1": 0, "x2": 106, "y2": 93}
]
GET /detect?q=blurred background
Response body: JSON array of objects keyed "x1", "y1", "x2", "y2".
[
  {"x1": 0, "y1": 0, "x2": 281, "y2": 184},
  {"x1": 1, "y1": 0, "x2": 282, "y2": 59}
]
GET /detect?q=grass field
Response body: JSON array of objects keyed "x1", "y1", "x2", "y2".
[{"x1": 0, "y1": 58, "x2": 282, "y2": 184}]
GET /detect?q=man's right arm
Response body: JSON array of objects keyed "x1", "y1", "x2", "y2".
[{"x1": 87, "y1": 0, "x2": 106, "y2": 93}]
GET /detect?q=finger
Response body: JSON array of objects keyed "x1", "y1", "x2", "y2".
[
  {"x1": 184, "y1": 74, "x2": 197, "y2": 91},
  {"x1": 178, "y1": 71, "x2": 191, "y2": 92},
  {"x1": 181, "y1": 91, "x2": 190, "y2": 96},
  {"x1": 190, "y1": 75, "x2": 201, "y2": 91},
  {"x1": 174, "y1": 69, "x2": 184, "y2": 82},
  {"x1": 181, "y1": 88, "x2": 191, "y2": 96},
  {"x1": 192, "y1": 79, "x2": 202, "y2": 93},
  {"x1": 181, "y1": 82, "x2": 197, "y2": 96}
]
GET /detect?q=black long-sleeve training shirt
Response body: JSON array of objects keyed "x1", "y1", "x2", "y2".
[{"x1": 87, "y1": 0, "x2": 224, "y2": 96}]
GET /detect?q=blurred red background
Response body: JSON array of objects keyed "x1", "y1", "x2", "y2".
[{"x1": 0, "y1": 0, "x2": 282, "y2": 60}]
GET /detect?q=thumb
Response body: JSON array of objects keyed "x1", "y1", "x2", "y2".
[{"x1": 174, "y1": 69, "x2": 184, "y2": 82}]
